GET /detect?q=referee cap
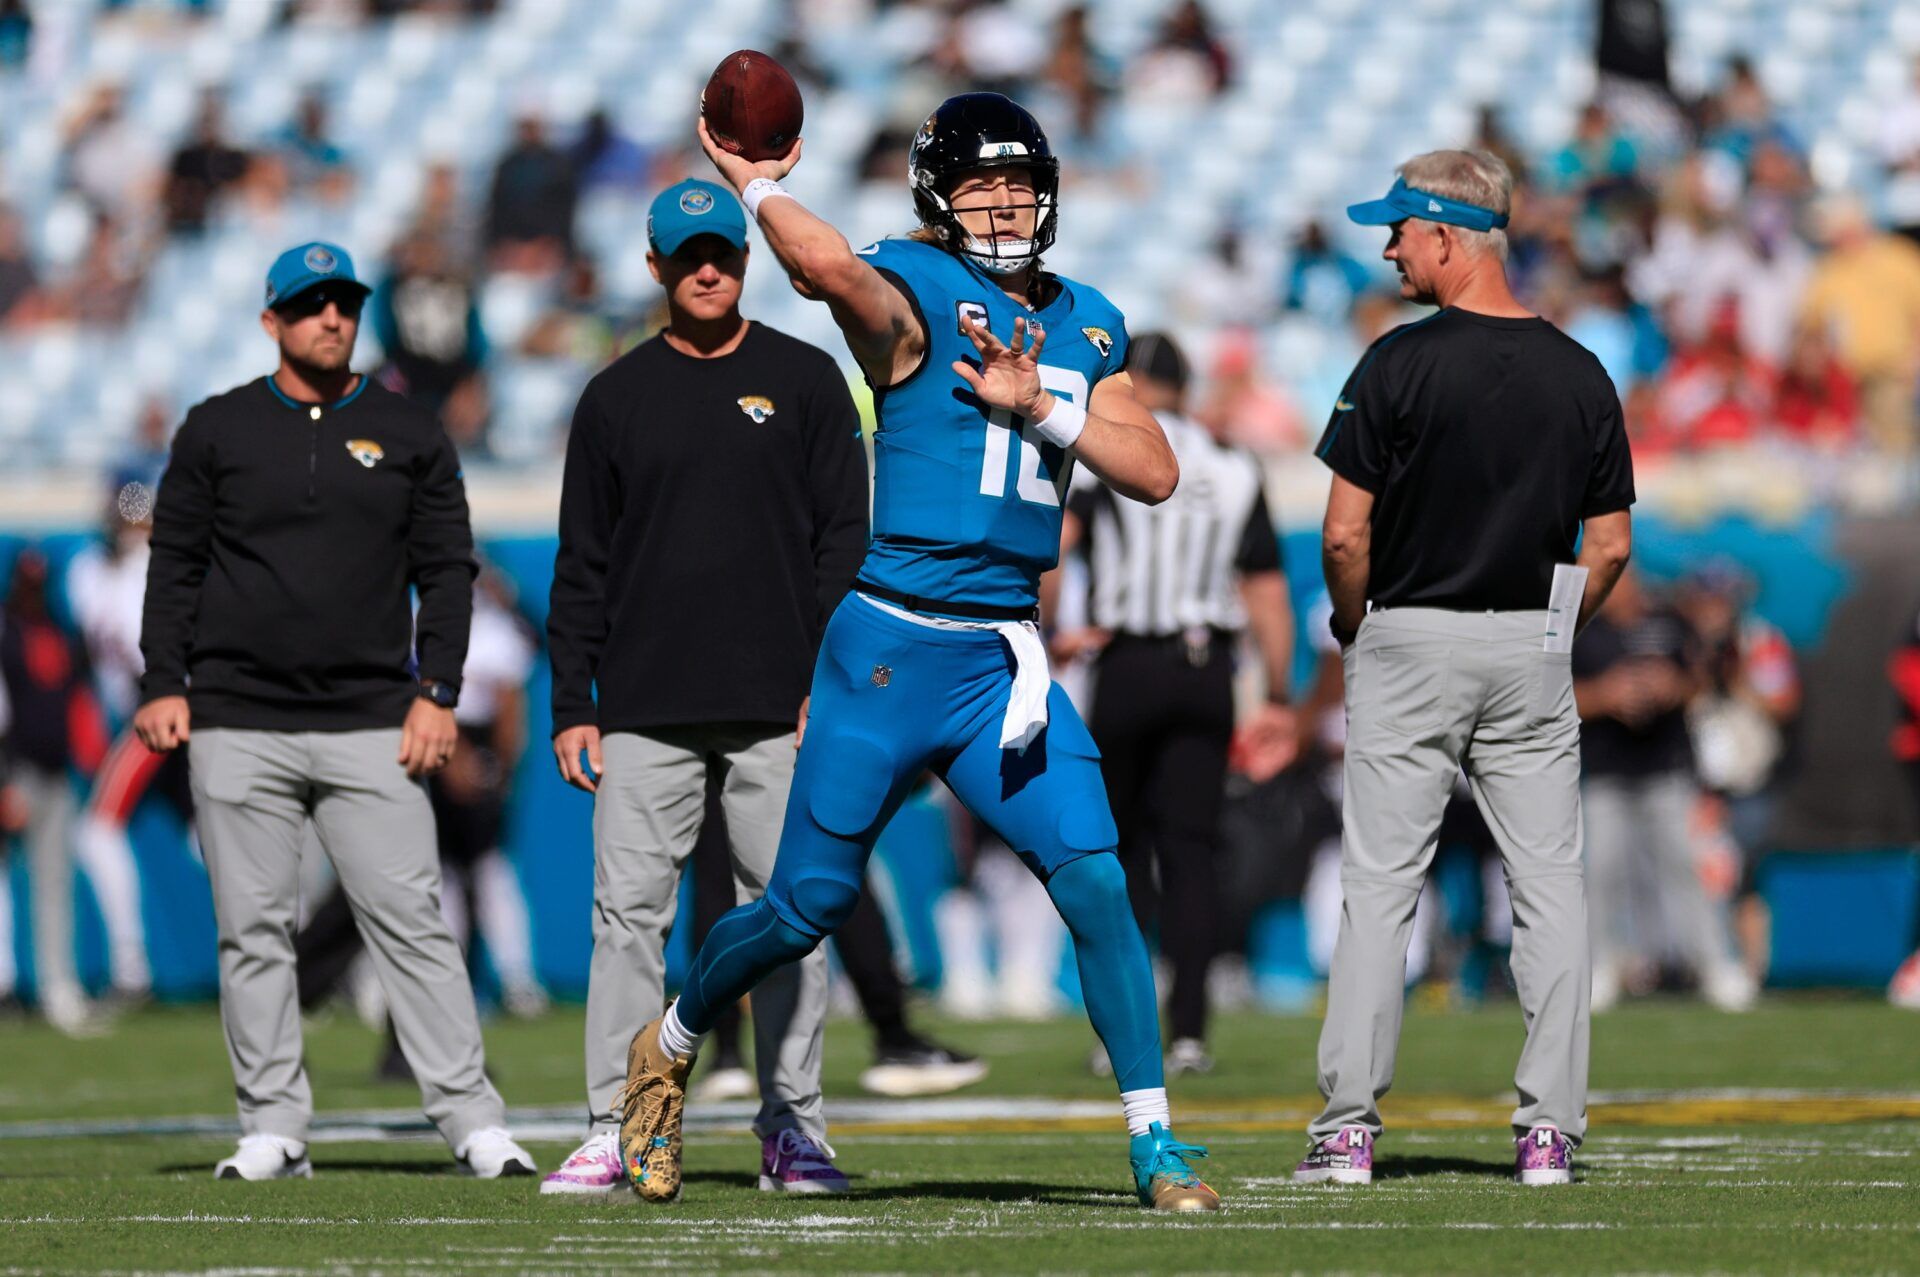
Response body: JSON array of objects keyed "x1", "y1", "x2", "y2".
[
  {"x1": 264, "y1": 241, "x2": 370, "y2": 310},
  {"x1": 648, "y1": 179, "x2": 748, "y2": 255},
  {"x1": 1127, "y1": 331, "x2": 1190, "y2": 393}
]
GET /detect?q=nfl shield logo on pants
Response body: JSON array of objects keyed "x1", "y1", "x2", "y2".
[{"x1": 870, "y1": 665, "x2": 892, "y2": 688}]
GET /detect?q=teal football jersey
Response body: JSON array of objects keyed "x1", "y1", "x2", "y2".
[{"x1": 856, "y1": 238, "x2": 1130, "y2": 609}]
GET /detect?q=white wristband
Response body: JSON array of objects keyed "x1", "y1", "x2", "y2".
[
  {"x1": 1030, "y1": 395, "x2": 1086, "y2": 450},
  {"x1": 742, "y1": 178, "x2": 793, "y2": 220}
]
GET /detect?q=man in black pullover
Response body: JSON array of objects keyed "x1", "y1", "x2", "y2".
[
  {"x1": 134, "y1": 241, "x2": 533, "y2": 1182},
  {"x1": 541, "y1": 181, "x2": 868, "y2": 1196}
]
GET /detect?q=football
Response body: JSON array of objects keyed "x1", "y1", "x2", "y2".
[{"x1": 701, "y1": 49, "x2": 804, "y2": 163}]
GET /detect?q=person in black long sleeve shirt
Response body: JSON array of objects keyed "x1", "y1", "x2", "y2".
[
  {"x1": 540, "y1": 181, "x2": 867, "y2": 1196},
  {"x1": 131, "y1": 241, "x2": 532, "y2": 1183}
]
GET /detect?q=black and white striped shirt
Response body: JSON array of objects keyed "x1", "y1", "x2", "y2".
[{"x1": 1068, "y1": 415, "x2": 1280, "y2": 636}]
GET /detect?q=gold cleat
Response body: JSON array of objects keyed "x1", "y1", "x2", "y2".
[
  {"x1": 1147, "y1": 1170, "x2": 1224, "y2": 1212},
  {"x1": 1131, "y1": 1123, "x2": 1224, "y2": 1212},
  {"x1": 615, "y1": 1015, "x2": 695, "y2": 1202}
]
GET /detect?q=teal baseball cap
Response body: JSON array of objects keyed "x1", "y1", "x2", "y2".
[
  {"x1": 647, "y1": 180, "x2": 747, "y2": 255},
  {"x1": 1347, "y1": 176, "x2": 1510, "y2": 232},
  {"x1": 264, "y1": 241, "x2": 371, "y2": 310}
]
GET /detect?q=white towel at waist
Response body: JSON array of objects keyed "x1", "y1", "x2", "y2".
[{"x1": 855, "y1": 592, "x2": 1052, "y2": 753}]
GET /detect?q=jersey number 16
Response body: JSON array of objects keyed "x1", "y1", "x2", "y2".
[{"x1": 977, "y1": 366, "x2": 1089, "y2": 509}]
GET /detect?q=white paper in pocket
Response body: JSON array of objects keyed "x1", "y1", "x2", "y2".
[{"x1": 1544, "y1": 564, "x2": 1588, "y2": 654}]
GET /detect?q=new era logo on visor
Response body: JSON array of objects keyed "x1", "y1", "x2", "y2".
[
  {"x1": 1427, "y1": 198, "x2": 1443, "y2": 213},
  {"x1": 304, "y1": 246, "x2": 337, "y2": 273}
]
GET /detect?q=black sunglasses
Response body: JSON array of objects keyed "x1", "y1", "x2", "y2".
[{"x1": 275, "y1": 285, "x2": 366, "y2": 321}]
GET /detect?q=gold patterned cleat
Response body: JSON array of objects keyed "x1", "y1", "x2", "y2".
[
  {"x1": 1130, "y1": 1122, "x2": 1223, "y2": 1212},
  {"x1": 1146, "y1": 1169, "x2": 1224, "y2": 1212},
  {"x1": 615, "y1": 1016, "x2": 695, "y2": 1203}
]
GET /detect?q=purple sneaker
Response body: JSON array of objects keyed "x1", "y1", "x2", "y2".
[
  {"x1": 1294, "y1": 1125, "x2": 1373, "y2": 1184},
  {"x1": 759, "y1": 1129, "x2": 849, "y2": 1194},
  {"x1": 539, "y1": 1130, "x2": 623, "y2": 1195},
  {"x1": 1515, "y1": 1125, "x2": 1574, "y2": 1185}
]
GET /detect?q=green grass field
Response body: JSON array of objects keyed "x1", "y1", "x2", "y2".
[{"x1": 1, "y1": 999, "x2": 1916, "y2": 1274}]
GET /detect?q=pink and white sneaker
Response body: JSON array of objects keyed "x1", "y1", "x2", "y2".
[
  {"x1": 758, "y1": 1128, "x2": 849, "y2": 1194},
  {"x1": 1515, "y1": 1125, "x2": 1574, "y2": 1185},
  {"x1": 1294, "y1": 1125, "x2": 1373, "y2": 1184},
  {"x1": 540, "y1": 1130, "x2": 623, "y2": 1195},
  {"x1": 1889, "y1": 951, "x2": 1920, "y2": 1010}
]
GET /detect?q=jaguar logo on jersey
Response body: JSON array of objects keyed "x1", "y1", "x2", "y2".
[
  {"x1": 1082, "y1": 327, "x2": 1113, "y2": 357},
  {"x1": 345, "y1": 439, "x2": 384, "y2": 468},
  {"x1": 870, "y1": 664, "x2": 892, "y2": 688},
  {"x1": 957, "y1": 300, "x2": 989, "y2": 334},
  {"x1": 737, "y1": 395, "x2": 776, "y2": 423}
]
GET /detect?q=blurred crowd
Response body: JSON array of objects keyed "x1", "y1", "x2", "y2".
[{"x1": 2, "y1": 1, "x2": 1918, "y2": 493}]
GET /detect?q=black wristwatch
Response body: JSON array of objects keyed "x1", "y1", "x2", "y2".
[{"x1": 418, "y1": 678, "x2": 458, "y2": 710}]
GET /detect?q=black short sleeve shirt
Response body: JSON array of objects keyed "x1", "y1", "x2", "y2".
[{"x1": 1315, "y1": 308, "x2": 1635, "y2": 612}]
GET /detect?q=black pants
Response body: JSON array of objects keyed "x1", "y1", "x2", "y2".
[
  {"x1": 1089, "y1": 631, "x2": 1235, "y2": 1043},
  {"x1": 690, "y1": 770, "x2": 909, "y2": 1061}
]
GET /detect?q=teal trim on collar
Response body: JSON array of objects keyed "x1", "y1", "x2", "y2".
[{"x1": 267, "y1": 373, "x2": 367, "y2": 412}]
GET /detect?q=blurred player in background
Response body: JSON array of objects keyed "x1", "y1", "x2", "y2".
[
  {"x1": 1046, "y1": 331, "x2": 1296, "y2": 1077},
  {"x1": 621, "y1": 92, "x2": 1221, "y2": 1214},
  {"x1": 1576, "y1": 567, "x2": 1755, "y2": 1011},
  {"x1": 66, "y1": 460, "x2": 177, "y2": 1008},
  {"x1": 0, "y1": 550, "x2": 111, "y2": 1036},
  {"x1": 1677, "y1": 564, "x2": 1799, "y2": 988}
]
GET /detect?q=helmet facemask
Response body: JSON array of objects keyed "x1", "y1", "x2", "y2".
[{"x1": 915, "y1": 168, "x2": 1058, "y2": 275}]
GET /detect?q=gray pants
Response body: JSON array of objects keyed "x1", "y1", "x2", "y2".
[
  {"x1": 189, "y1": 728, "x2": 505, "y2": 1148},
  {"x1": 15, "y1": 765, "x2": 80, "y2": 1003},
  {"x1": 1312, "y1": 609, "x2": 1589, "y2": 1145},
  {"x1": 586, "y1": 726, "x2": 827, "y2": 1143},
  {"x1": 1585, "y1": 771, "x2": 1737, "y2": 980}
]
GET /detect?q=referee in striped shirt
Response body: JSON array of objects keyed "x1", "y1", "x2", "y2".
[{"x1": 1047, "y1": 332, "x2": 1298, "y2": 1075}]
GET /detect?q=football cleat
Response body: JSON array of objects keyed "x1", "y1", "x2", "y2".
[
  {"x1": 1515, "y1": 1124, "x2": 1574, "y2": 1185},
  {"x1": 616, "y1": 1016, "x2": 694, "y2": 1202},
  {"x1": 1294, "y1": 1126, "x2": 1373, "y2": 1185},
  {"x1": 1129, "y1": 1122, "x2": 1221, "y2": 1212},
  {"x1": 214, "y1": 1133, "x2": 312, "y2": 1181}
]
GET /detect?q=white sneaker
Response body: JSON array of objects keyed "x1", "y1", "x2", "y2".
[
  {"x1": 41, "y1": 985, "x2": 110, "y2": 1039},
  {"x1": 693, "y1": 1064, "x2": 758, "y2": 1102},
  {"x1": 456, "y1": 1126, "x2": 537, "y2": 1178},
  {"x1": 539, "y1": 1130, "x2": 623, "y2": 1195},
  {"x1": 1702, "y1": 965, "x2": 1758, "y2": 1013},
  {"x1": 215, "y1": 1134, "x2": 312, "y2": 1181}
]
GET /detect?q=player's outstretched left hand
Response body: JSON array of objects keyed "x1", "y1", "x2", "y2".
[
  {"x1": 698, "y1": 117, "x2": 803, "y2": 193},
  {"x1": 954, "y1": 314, "x2": 1050, "y2": 420}
]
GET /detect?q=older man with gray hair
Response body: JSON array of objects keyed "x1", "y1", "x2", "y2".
[{"x1": 1292, "y1": 150, "x2": 1635, "y2": 1187}]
